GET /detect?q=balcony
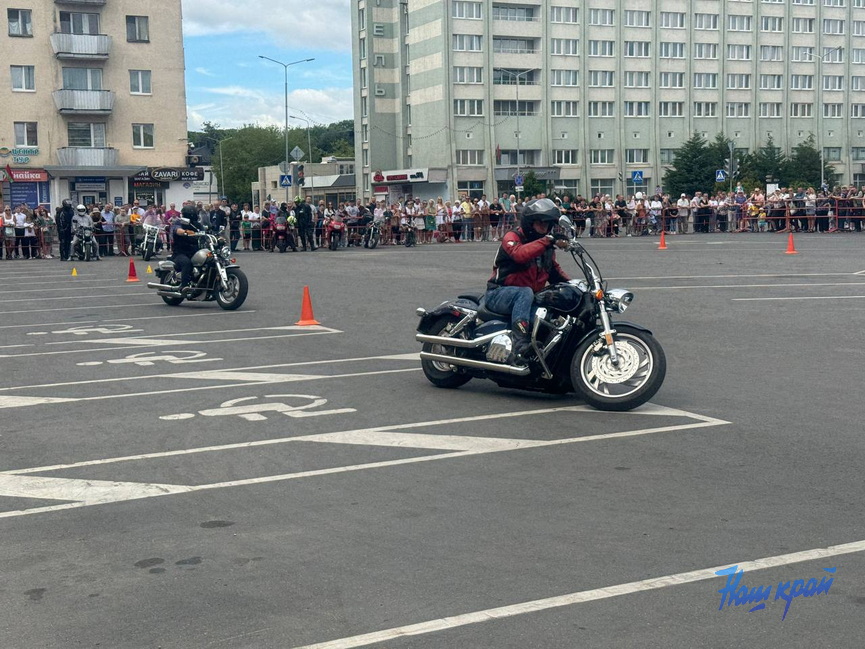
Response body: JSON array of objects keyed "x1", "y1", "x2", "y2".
[
  {"x1": 55, "y1": 0, "x2": 106, "y2": 4},
  {"x1": 56, "y1": 147, "x2": 118, "y2": 167},
  {"x1": 53, "y1": 89, "x2": 115, "y2": 114},
  {"x1": 50, "y1": 33, "x2": 112, "y2": 60}
]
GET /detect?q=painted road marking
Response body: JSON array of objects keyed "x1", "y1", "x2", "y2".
[
  {"x1": 44, "y1": 324, "x2": 322, "y2": 345},
  {"x1": 0, "y1": 396, "x2": 79, "y2": 408},
  {"x1": 0, "y1": 404, "x2": 729, "y2": 519},
  {"x1": 611, "y1": 272, "x2": 865, "y2": 281},
  {"x1": 0, "y1": 310, "x2": 255, "y2": 331},
  {"x1": 733, "y1": 295, "x2": 865, "y2": 302},
  {"x1": 160, "y1": 394, "x2": 356, "y2": 422},
  {"x1": 0, "y1": 353, "x2": 420, "y2": 393},
  {"x1": 5, "y1": 304, "x2": 155, "y2": 314},
  {"x1": 289, "y1": 539, "x2": 865, "y2": 649},
  {"x1": 0, "y1": 475, "x2": 191, "y2": 504},
  {"x1": 37, "y1": 324, "x2": 143, "y2": 336},
  {"x1": 0, "y1": 293, "x2": 145, "y2": 303},
  {"x1": 76, "y1": 350, "x2": 220, "y2": 367},
  {"x1": 632, "y1": 282, "x2": 865, "y2": 291}
]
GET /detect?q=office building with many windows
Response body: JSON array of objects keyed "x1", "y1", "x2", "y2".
[
  {"x1": 352, "y1": 0, "x2": 865, "y2": 202},
  {"x1": 1, "y1": 1, "x2": 190, "y2": 209}
]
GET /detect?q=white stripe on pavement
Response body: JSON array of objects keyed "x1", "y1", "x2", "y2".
[
  {"x1": 289, "y1": 539, "x2": 865, "y2": 649},
  {"x1": 0, "y1": 310, "x2": 255, "y2": 330},
  {"x1": 733, "y1": 295, "x2": 865, "y2": 302}
]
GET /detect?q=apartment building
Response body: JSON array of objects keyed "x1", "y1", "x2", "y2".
[
  {"x1": 352, "y1": 0, "x2": 865, "y2": 202},
  {"x1": 1, "y1": 1, "x2": 190, "y2": 209}
]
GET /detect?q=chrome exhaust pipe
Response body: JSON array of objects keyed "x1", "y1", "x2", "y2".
[
  {"x1": 419, "y1": 352, "x2": 530, "y2": 376},
  {"x1": 156, "y1": 290, "x2": 183, "y2": 298},
  {"x1": 416, "y1": 330, "x2": 505, "y2": 349},
  {"x1": 147, "y1": 282, "x2": 175, "y2": 291}
]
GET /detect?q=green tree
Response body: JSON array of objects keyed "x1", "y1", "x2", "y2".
[
  {"x1": 736, "y1": 134, "x2": 787, "y2": 191},
  {"x1": 783, "y1": 134, "x2": 838, "y2": 189},
  {"x1": 215, "y1": 125, "x2": 284, "y2": 204},
  {"x1": 521, "y1": 170, "x2": 545, "y2": 197},
  {"x1": 662, "y1": 133, "x2": 717, "y2": 197}
]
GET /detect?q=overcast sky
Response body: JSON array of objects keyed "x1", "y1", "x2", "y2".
[{"x1": 182, "y1": 0, "x2": 354, "y2": 131}]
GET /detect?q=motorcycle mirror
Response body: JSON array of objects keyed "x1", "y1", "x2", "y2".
[{"x1": 558, "y1": 215, "x2": 575, "y2": 235}]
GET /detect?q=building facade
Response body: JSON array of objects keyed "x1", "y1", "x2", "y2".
[
  {"x1": 252, "y1": 158, "x2": 356, "y2": 208},
  {"x1": 352, "y1": 0, "x2": 865, "y2": 202},
  {"x1": 1, "y1": 1, "x2": 190, "y2": 210}
]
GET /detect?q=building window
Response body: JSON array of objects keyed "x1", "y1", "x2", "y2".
[
  {"x1": 453, "y1": 66, "x2": 483, "y2": 84},
  {"x1": 493, "y1": 69, "x2": 538, "y2": 85},
  {"x1": 659, "y1": 43, "x2": 685, "y2": 59},
  {"x1": 126, "y1": 15, "x2": 150, "y2": 42},
  {"x1": 728, "y1": 15, "x2": 752, "y2": 31},
  {"x1": 759, "y1": 102, "x2": 783, "y2": 118},
  {"x1": 623, "y1": 41, "x2": 650, "y2": 57},
  {"x1": 453, "y1": 99, "x2": 484, "y2": 116},
  {"x1": 823, "y1": 47, "x2": 844, "y2": 63},
  {"x1": 59, "y1": 12, "x2": 99, "y2": 35},
  {"x1": 727, "y1": 44, "x2": 752, "y2": 60},
  {"x1": 823, "y1": 19, "x2": 845, "y2": 34},
  {"x1": 853, "y1": 76, "x2": 865, "y2": 90},
  {"x1": 550, "y1": 69, "x2": 579, "y2": 86},
  {"x1": 591, "y1": 179, "x2": 615, "y2": 197},
  {"x1": 693, "y1": 73, "x2": 718, "y2": 89},
  {"x1": 760, "y1": 46, "x2": 784, "y2": 62},
  {"x1": 792, "y1": 17, "x2": 815, "y2": 32},
  {"x1": 132, "y1": 123, "x2": 155, "y2": 148},
  {"x1": 493, "y1": 38, "x2": 536, "y2": 54},
  {"x1": 361, "y1": 96, "x2": 367, "y2": 118},
  {"x1": 726, "y1": 102, "x2": 751, "y2": 118},
  {"x1": 361, "y1": 124, "x2": 368, "y2": 142},
  {"x1": 659, "y1": 149, "x2": 677, "y2": 164},
  {"x1": 551, "y1": 100, "x2": 579, "y2": 117},
  {"x1": 588, "y1": 101, "x2": 614, "y2": 117},
  {"x1": 492, "y1": 5, "x2": 535, "y2": 21},
  {"x1": 129, "y1": 70, "x2": 151, "y2": 94},
  {"x1": 453, "y1": 34, "x2": 483, "y2": 51},
  {"x1": 551, "y1": 39, "x2": 580, "y2": 55},
  {"x1": 457, "y1": 181, "x2": 485, "y2": 199},
  {"x1": 854, "y1": 21, "x2": 865, "y2": 36},
  {"x1": 456, "y1": 150, "x2": 484, "y2": 165},
  {"x1": 590, "y1": 149, "x2": 615, "y2": 164},
  {"x1": 823, "y1": 103, "x2": 844, "y2": 118},
  {"x1": 853, "y1": 49, "x2": 865, "y2": 64},
  {"x1": 10, "y1": 65, "x2": 35, "y2": 91},
  {"x1": 658, "y1": 102, "x2": 685, "y2": 117},
  {"x1": 794, "y1": 0, "x2": 815, "y2": 4},
  {"x1": 589, "y1": 40, "x2": 615, "y2": 57},
  {"x1": 499, "y1": 150, "x2": 539, "y2": 166},
  {"x1": 761, "y1": 16, "x2": 784, "y2": 32},
  {"x1": 790, "y1": 103, "x2": 813, "y2": 117},
  {"x1": 694, "y1": 43, "x2": 718, "y2": 59},
  {"x1": 659, "y1": 72, "x2": 684, "y2": 88},
  {"x1": 853, "y1": 104, "x2": 865, "y2": 117},
  {"x1": 623, "y1": 10, "x2": 650, "y2": 27},
  {"x1": 68, "y1": 122, "x2": 106, "y2": 147},
  {"x1": 554, "y1": 150, "x2": 580, "y2": 165},
  {"x1": 453, "y1": 1, "x2": 482, "y2": 19},
  {"x1": 589, "y1": 70, "x2": 615, "y2": 87},
  {"x1": 588, "y1": 9, "x2": 614, "y2": 26},
  {"x1": 760, "y1": 74, "x2": 783, "y2": 90},
  {"x1": 62, "y1": 67, "x2": 102, "y2": 90},
  {"x1": 550, "y1": 7, "x2": 579, "y2": 23},
  {"x1": 624, "y1": 71, "x2": 650, "y2": 87},
  {"x1": 8, "y1": 8, "x2": 32, "y2": 36},
  {"x1": 659, "y1": 12, "x2": 685, "y2": 28},
  {"x1": 625, "y1": 149, "x2": 649, "y2": 163},
  {"x1": 693, "y1": 102, "x2": 718, "y2": 117},
  {"x1": 493, "y1": 100, "x2": 536, "y2": 116},
  {"x1": 13, "y1": 122, "x2": 37, "y2": 147},
  {"x1": 693, "y1": 13, "x2": 718, "y2": 30},
  {"x1": 824, "y1": 75, "x2": 845, "y2": 91},
  {"x1": 726, "y1": 74, "x2": 751, "y2": 90},
  {"x1": 853, "y1": 147, "x2": 865, "y2": 160},
  {"x1": 792, "y1": 47, "x2": 814, "y2": 62},
  {"x1": 623, "y1": 101, "x2": 650, "y2": 116},
  {"x1": 823, "y1": 147, "x2": 842, "y2": 161}
]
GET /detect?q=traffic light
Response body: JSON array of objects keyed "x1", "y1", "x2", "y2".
[{"x1": 296, "y1": 164, "x2": 305, "y2": 186}]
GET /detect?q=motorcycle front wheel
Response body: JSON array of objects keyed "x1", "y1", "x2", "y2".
[
  {"x1": 215, "y1": 267, "x2": 249, "y2": 310},
  {"x1": 420, "y1": 316, "x2": 473, "y2": 389},
  {"x1": 369, "y1": 231, "x2": 379, "y2": 249},
  {"x1": 570, "y1": 325, "x2": 666, "y2": 412}
]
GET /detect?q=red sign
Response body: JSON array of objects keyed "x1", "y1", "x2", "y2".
[
  {"x1": 10, "y1": 168, "x2": 48, "y2": 182},
  {"x1": 373, "y1": 170, "x2": 384, "y2": 183},
  {"x1": 386, "y1": 174, "x2": 408, "y2": 181},
  {"x1": 373, "y1": 185, "x2": 388, "y2": 193}
]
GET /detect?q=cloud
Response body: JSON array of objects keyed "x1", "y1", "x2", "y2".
[
  {"x1": 187, "y1": 86, "x2": 354, "y2": 130},
  {"x1": 182, "y1": 0, "x2": 352, "y2": 50},
  {"x1": 195, "y1": 67, "x2": 216, "y2": 77}
]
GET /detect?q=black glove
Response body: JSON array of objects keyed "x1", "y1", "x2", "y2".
[{"x1": 552, "y1": 233, "x2": 570, "y2": 242}]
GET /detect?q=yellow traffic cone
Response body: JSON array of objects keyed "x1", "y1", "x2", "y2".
[
  {"x1": 146, "y1": 265, "x2": 153, "y2": 274},
  {"x1": 71, "y1": 267, "x2": 78, "y2": 277}
]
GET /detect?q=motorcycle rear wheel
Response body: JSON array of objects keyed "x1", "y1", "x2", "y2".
[
  {"x1": 420, "y1": 316, "x2": 473, "y2": 389},
  {"x1": 215, "y1": 268, "x2": 248, "y2": 310},
  {"x1": 570, "y1": 325, "x2": 666, "y2": 411},
  {"x1": 158, "y1": 271, "x2": 184, "y2": 306}
]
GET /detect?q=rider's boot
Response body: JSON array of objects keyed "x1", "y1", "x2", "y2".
[{"x1": 510, "y1": 319, "x2": 532, "y2": 365}]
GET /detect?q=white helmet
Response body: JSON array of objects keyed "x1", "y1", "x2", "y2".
[
  {"x1": 635, "y1": 192, "x2": 644, "y2": 200},
  {"x1": 76, "y1": 204, "x2": 87, "y2": 214}
]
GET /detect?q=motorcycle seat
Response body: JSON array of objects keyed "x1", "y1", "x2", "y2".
[
  {"x1": 457, "y1": 293, "x2": 483, "y2": 303},
  {"x1": 475, "y1": 296, "x2": 511, "y2": 322}
]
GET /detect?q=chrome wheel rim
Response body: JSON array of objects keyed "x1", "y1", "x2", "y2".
[
  {"x1": 220, "y1": 275, "x2": 239, "y2": 302},
  {"x1": 579, "y1": 333, "x2": 654, "y2": 398}
]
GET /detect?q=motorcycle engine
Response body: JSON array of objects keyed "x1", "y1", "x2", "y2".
[{"x1": 485, "y1": 333, "x2": 513, "y2": 364}]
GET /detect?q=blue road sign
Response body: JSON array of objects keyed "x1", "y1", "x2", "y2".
[
  {"x1": 280, "y1": 174, "x2": 292, "y2": 187},
  {"x1": 631, "y1": 171, "x2": 644, "y2": 183},
  {"x1": 716, "y1": 169, "x2": 727, "y2": 183},
  {"x1": 513, "y1": 174, "x2": 524, "y2": 186}
]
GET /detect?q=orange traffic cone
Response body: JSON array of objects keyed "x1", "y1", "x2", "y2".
[
  {"x1": 658, "y1": 230, "x2": 667, "y2": 250},
  {"x1": 784, "y1": 231, "x2": 799, "y2": 255},
  {"x1": 295, "y1": 285, "x2": 320, "y2": 326},
  {"x1": 126, "y1": 258, "x2": 140, "y2": 282}
]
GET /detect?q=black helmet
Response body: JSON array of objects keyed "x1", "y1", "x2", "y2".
[
  {"x1": 62, "y1": 199, "x2": 72, "y2": 208},
  {"x1": 520, "y1": 198, "x2": 560, "y2": 241}
]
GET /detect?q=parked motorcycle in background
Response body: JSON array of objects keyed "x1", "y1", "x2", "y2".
[
  {"x1": 326, "y1": 218, "x2": 346, "y2": 251},
  {"x1": 140, "y1": 223, "x2": 163, "y2": 261},
  {"x1": 363, "y1": 219, "x2": 382, "y2": 249},
  {"x1": 415, "y1": 216, "x2": 666, "y2": 411},
  {"x1": 72, "y1": 224, "x2": 99, "y2": 261}
]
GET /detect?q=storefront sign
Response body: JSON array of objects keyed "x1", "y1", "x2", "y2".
[
  {"x1": 0, "y1": 147, "x2": 40, "y2": 164},
  {"x1": 10, "y1": 181, "x2": 50, "y2": 207},
  {"x1": 8, "y1": 168, "x2": 48, "y2": 182},
  {"x1": 73, "y1": 176, "x2": 107, "y2": 191},
  {"x1": 377, "y1": 168, "x2": 429, "y2": 184},
  {"x1": 145, "y1": 167, "x2": 205, "y2": 182}
]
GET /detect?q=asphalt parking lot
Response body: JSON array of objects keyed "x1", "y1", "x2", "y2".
[{"x1": 1, "y1": 233, "x2": 864, "y2": 648}]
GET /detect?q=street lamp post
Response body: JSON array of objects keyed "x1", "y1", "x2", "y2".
[
  {"x1": 496, "y1": 69, "x2": 537, "y2": 196},
  {"x1": 258, "y1": 55, "x2": 315, "y2": 202},
  {"x1": 289, "y1": 114, "x2": 314, "y2": 197},
  {"x1": 802, "y1": 46, "x2": 841, "y2": 191}
]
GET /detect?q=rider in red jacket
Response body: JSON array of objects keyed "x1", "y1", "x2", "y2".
[{"x1": 485, "y1": 198, "x2": 570, "y2": 359}]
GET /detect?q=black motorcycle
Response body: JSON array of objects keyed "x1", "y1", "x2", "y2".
[
  {"x1": 415, "y1": 216, "x2": 666, "y2": 411},
  {"x1": 73, "y1": 224, "x2": 99, "y2": 262},
  {"x1": 362, "y1": 220, "x2": 382, "y2": 249},
  {"x1": 146, "y1": 228, "x2": 248, "y2": 310}
]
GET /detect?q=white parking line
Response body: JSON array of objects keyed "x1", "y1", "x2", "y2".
[
  {"x1": 0, "y1": 292, "x2": 145, "y2": 303},
  {"x1": 733, "y1": 295, "x2": 865, "y2": 302},
  {"x1": 609, "y1": 272, "x2": 859, "y2": 281},
  {"x1": 0, "y1": 311, "x2": 255, "y2": 330},
  {"x1": 290, "y1": 539, "x2": 865, "y2": 649},
  {"x1": 635, "y1": 282, "x2": 865, "y2": 291},
  {"x1": 6, "y1": 303, "x2": 155, "y2": 314},
  {"x1": 2, "y1": 284, "x2": 132, "y2": 294}
]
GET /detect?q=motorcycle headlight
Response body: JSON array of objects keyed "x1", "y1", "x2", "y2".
[
  {"x1": 220, "y1": 247, "x2": 231, "y2": 260},
  {"x1": 605, "y1": 288, "x2": 634, "y2": 313}
]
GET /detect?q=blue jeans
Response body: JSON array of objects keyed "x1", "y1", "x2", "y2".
[{"x1": 484, "y1": 285, "x2": 534, "y2": 329}]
